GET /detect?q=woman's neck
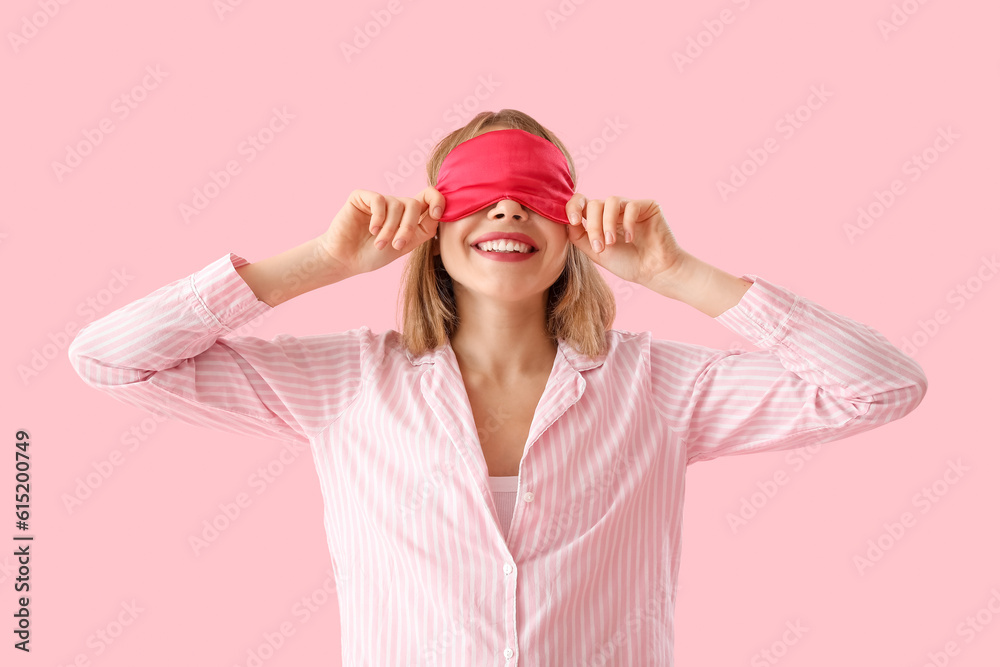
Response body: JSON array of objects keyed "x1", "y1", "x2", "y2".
[{"x1": 450, "y1": 326, "x2": 557, "y2": 385}]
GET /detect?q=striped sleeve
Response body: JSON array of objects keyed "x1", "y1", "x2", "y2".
[
  {"x1": 647, "y1": 274, "x2": 928, "y2": 465},
  {"x1": 67, "y1": 252, "x2": 367, "y2": 444}
]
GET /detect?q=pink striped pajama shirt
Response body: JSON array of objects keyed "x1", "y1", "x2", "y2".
[{"x1": 67, "y1": 252, "x2": 928, "y2": 666}]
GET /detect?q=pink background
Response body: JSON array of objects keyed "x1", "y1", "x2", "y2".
[{"x1": 3, "y1": 0, "x2": 999, "y2": 664}]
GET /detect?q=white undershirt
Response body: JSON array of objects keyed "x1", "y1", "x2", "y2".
[{"x1": 487, "y1": 475, "x2": 519, "y2": 538}]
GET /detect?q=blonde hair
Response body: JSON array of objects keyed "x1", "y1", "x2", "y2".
[{"x1": 396, "y1": 109, "x2": 616, "y2": 358}]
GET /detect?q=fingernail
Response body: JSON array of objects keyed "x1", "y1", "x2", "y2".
[
  {"x1": 592, "y1": 238, "x2": 602, "y2": 252},
  {"x1": 375, "y1": 239, "x2": 386, "y2": 250},
  {"x1": 372, "y1": 225, "x2": 381, "y2": 235},
  {"x1": 393, "y1": 238, "x2": 404, "y2": 249},
  {"x1": 570, "y1": 213, "x2": 579, "y2": 224},
  {"x1": 605, "y1": 231, "x2": 614, "y2": 245},
  {"x1": 433, "y1": 206, "x2": 442, "y2": 218},
  {"x1": 625, "y1": 231, "x2": 632, "y2": 243}
]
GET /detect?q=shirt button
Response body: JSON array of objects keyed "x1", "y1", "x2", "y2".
[
  {"x1": 504, "y1": 647, "x2": 514, "y2": 659},
  {"x1": 522, "y1": 491, "x2": 534, "y2": 503},
  {"x1": 503, "y1": 562, "x2": 513, "y2": 575}
]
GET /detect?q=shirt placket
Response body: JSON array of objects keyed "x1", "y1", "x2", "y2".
[{"x1": 419, "y1": 340, "x2": 590, "y2": 664}]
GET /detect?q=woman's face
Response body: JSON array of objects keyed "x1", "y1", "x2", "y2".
[
  {"x1": 433, "y1": 197, "x2": 571, "y2": 305},
  {"x1": 432, "y1": 124, "x2": 571, "y2": 306}
]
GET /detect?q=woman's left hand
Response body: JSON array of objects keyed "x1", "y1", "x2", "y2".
[{"x1": 564, "y1": 193, "x2": 688, "y2": 287}]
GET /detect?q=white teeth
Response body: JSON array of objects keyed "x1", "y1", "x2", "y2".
[{"x1": 475, "y1": 240, "x2": 533, "y2": 253}]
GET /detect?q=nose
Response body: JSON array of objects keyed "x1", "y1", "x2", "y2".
[{"x1": 487, "y1": 199, "x2": 529, "y2": 221}]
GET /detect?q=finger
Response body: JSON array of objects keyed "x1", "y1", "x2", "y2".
[
  {"x1": 566, "y1": 192, "x2": 587, "y2": 225},
  {"x1": 565, "y1": 215, "x2": 597, "y2": 259},
  {"x1": 363, "y1": 191, "x2": 387, "y2": 234},
  {"x1": 415, "y1": 205, "x2": 439, "y2": 239},
  {"x1": 622, "y1": 200, "x2": 640, "y2": 243},
  {"x1": 585, "y1": 199, "x2": 605, "y2": 252},
  {"x1": 374, "y1": 197, "x2": 404, "y2": 250},
  {"x1": 603, "y1": 196, "x2": 626, "y2": 246},
  {"x1": 391, "y1": 198, "x2": 425, "y2": 250},
  {"x1": 565, "y1": 216, "x2": 589, "y2": 244},
  {"x1": 417, "y1": 186, "x2": 447, "y2": 220}
]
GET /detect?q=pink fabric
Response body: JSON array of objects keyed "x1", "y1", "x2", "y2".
[
  {"x1": 67, "y1": 253, "x2": 927, "y2": 665},
  {"x1": 434, "y1": 128, "x2": 575, "y2": 224}
]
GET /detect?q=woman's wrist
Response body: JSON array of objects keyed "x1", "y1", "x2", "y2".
[
  {"x1": 644, "y1": 253, "x2": 753, "y2": 318},
  {"x1": 236, "y1": 238, "x2": 351, "y2": 307}
]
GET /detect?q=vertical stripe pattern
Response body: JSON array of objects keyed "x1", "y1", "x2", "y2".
[{"x1": 68, "y1": 254, "x2": 928, "y2": 665}]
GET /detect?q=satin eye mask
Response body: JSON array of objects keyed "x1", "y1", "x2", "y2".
[{"x1": 434, "y1": 128, "x2": 575, "y2": 224}]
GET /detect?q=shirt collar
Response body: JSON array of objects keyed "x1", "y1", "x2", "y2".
[{"x1": 405, "y1": 334, "x2": 607, "y2": 372}]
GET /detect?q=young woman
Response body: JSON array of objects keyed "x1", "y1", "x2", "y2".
[{"x1": 68, "y1": 109, "x2": 928, "y2": 665}]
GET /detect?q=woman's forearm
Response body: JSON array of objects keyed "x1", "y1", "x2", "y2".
[
  {"x1": 644, "y1": 252, "x2": 754, "y2": 317},
  {"x1": 235, "y1": 237, "x2": 353, "y2": 307}
]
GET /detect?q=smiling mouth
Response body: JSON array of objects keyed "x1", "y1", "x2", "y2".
[{"x1": 471, "y1": 241, "x2": 538, "y2": 254}]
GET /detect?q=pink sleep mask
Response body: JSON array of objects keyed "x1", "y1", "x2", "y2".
[{"x1": 434, "y1": 128, "x2": 575, "y2": 224}]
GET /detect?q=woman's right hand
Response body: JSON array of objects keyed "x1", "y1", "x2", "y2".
[{"x1": 316, "y1": 188, "x2": 445, "y2": 277}]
